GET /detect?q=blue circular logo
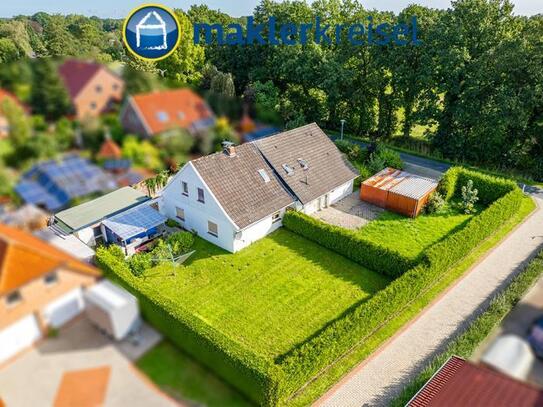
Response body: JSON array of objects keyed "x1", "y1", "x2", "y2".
[{"x1": 123, "y1": 4, "x2": 180, "y2": 61}]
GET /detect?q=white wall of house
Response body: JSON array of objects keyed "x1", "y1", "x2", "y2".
[
  {"x1": 0, "y1": 314, "x2": 42, "y2": 363},
  {"x1": 233, "y1": 207, "x2": 289, "y2": 252},
  {"x1": 75, "y1": 227, "x2": 96, "y2": 246},
  {"x1": 159, "y1": 163, "x2": 238, "y2": 252},
  {"x1": 42, "y1": 288, "x2": 85, "y2": 328},
  {"x1": 302, "y1": 179, "x2": 354, "y2": 214}
]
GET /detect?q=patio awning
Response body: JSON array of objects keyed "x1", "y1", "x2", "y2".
[{"x1": 102, "y1": 204, "x2": 166, "y2": 241}]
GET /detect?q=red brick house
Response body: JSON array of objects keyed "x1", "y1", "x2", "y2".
[
  {"x1": 58, "y1": 60, "x2": 124, "y2": 120},
  {"x1": 120, "y1": 88, "x2": 215, "y2": 137}
]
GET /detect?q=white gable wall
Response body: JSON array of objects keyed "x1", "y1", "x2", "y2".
[
  {"x1": 159, "y1": 163, "x2": 238, "y2": 252},
  {"x1": 232, "y1": 207, "x2": 289, "y2": 252}
]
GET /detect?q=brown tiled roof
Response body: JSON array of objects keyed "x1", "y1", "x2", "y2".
[
  {"x1": 58, "y1": 60, "x2": 103, "y2": 100},
  {"x1": 191, "y1": 143, "x2": 294, "y2": 229},
  {"x1": 256, "y1": 123, "x2": 359, "y2": 204},
  {"x1": 131, "y1": 89, "x2": 214, "y2": 135},
  {"x1": 0, "y1": 224, "x2": 100, "y2": 295},
  {"x1": 409, "y1": 356, "x2": 543, "y2": 407}
]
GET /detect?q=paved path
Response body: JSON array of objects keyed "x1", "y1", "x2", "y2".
[{"x1": 318, "y1": 196, "x2": 543, "y2": 407}]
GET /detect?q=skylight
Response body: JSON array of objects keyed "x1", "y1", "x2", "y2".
[
  {"x1": 282, "y1": 164, "x2": 294, "y2": 176},
  {"x1": 156, "y1": 111, "x2": 169, "y2": 122},
  {"x1": 258, "y1": 169, "x2": 270, "y2": 183}
]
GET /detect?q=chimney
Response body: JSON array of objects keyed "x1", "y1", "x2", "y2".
[{"x1": 222, "y1": 141, "x2": 236, "y2": 157}]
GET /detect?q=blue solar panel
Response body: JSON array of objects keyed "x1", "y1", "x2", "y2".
[
  {"x1": 103, "y1": 204, "x2": 167, "y2": 241},
  {"x1": 16, "y1": 155, "x2": 119, "y2": 211}
]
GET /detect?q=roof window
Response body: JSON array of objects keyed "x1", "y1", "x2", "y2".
[
  {"x1": 282, "y1": 164, "x2": 294, "y2": 176},
  {"x1": 297, "y1": 158, "x2": 309, "y2": 170},
  {"x1": 258, "y1": 169, "x2": 270, "y2": 183},
  {"x1": 156, "y1": 111, "x2": 169, "y2": 122}
]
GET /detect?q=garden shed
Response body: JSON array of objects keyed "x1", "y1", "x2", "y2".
[{"x1": 360, "y1": 168, "x2": 438, "y2": 217}]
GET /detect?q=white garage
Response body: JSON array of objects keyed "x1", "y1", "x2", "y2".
[
  {"x1": 42, "y1": 288, "x2": 85, "y2": 328},
  {"x1": 0, "y1": 314, "x2": 42, "y2": 363}
]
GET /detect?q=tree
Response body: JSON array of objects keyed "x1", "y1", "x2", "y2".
[
  {"x1": 55, "y1": 117, "x2": 75, "y2": 150},
  {"x1": 123, "y1": 60, "x2": 157, "y2": 94},
  {"x1": 122, "y1": 136, "x2": 163, "y2": 171},
  {"x1": 30, "y1": 58, "x2": 71, "y2": 120},
  {"x1": 156, "y1": 11, "x2": 205, "y2": 84},
  {"x1": 1, "y1": 98, "x2": 31, "y2": 148},
  {"x1": 0, "y1": 39, "x2": 20, "y2": 63}
]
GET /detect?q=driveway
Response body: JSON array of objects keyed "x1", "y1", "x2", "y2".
[
  {"x1": 312, "y1": 191, "x2": 384, "y2": 229},
  {"x1": 317, "y1": 194, "x2": 543, "y2": 406},
  {"x1": 0, "y1": 318, "x2": 178, "y2": 407}
]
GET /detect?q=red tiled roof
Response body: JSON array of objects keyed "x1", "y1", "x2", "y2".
[
  {"x1": 58, "y1": 60, "x2": 102, "y2": 100},
  {"x1": 0, "y1": 224, "x2": 100, "y2": 295},
  {"x1": 409, "y1": 356, "x2": 543, "y2": 407},
  {"x1": 130, "y1": 88, "x2": 214, "y2": 135},
  {"x1": 0, "y1": 89, "x2": 29, "y2": 113},
  {"x1": 97, "y1": 138, "x2": 122, "y2": 160}
]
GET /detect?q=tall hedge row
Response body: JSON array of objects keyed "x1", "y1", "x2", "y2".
[
  {"x1": 282, "y1": 211, "x2": 415, "y2": 278},
  {"x1": 275, "y1": 170, "x2": 523, "y2": 403},
  {"x1": 95, "y1": 249, "x2": 283, "y2": 406},
  {"x1": 439, "y1": 166, "x2": 518, "y2": 205}
]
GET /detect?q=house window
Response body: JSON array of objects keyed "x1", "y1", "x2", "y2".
[
  {"x1": 90, "y1": 102, "x2": 97, "y2": 110},
  {"x1": 208, "y1": 221, "x2": 218, "y2": 237},
  {"x1": 272, "y1": 211, "x2": 281, "y2": 223},
  {"x1": 95, "y1": 85, "x2": 102, "y2": 93},
  {"x1": 112, "y1": 83, "x2": 119, "y2": 91},
  {"x1": 5, "y1": 290, "x2": 22, "y2": 307},
  {"x1": 176, "y1": 207, "x2": 185, "y2": 221},
  {"x1": 197, "y1": 188, "x2": 205, "y2": 203},
  {"x1": 156, "y1": 111, "x2": 169, "y2": 122},
  {"x1": 44, "y1": 272, "x2": 58, "y2": 286},
  {"x1": 182, "y1": 182, "x2": 189, "y2": 196}
]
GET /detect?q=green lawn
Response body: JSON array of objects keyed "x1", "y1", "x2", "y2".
[
  {"x1": 140, "y1": 229, "x2": 390, "y2": 358},
  {"x1": 137, "y1": 341, "x2": 252, "y2": 407},
  {"x1": 357, "y1": 202, "x2": 474, "y2": 261}
]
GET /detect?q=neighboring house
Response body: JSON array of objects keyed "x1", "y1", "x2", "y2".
[
  {"x1": 15, "y1": 155, "x2": 118, "y2": 212},
  {"x1": 58, "y1": 59, "x2": 124, "y2": 120},
  {"x1": 0, "y1": 89, "x2": 29, "y2": 139},
  {"x1": 120, "y1": 88, "x2": 215, "y2": 138},
  {"x1": 0, "y1": 224, "x2": 100, "y2": 364},
  {"x1": 0, "y1": 204, "x2": 49, "y2": 232},
  {"x1": 51, "y1": 186, "x2": 166, "y2": 256},
  {"x1": 159, "y1": 123, "x2": 358, "y2": 252},
  {"x1": 408, "y1": 356, "x2": 543, "y2": 407}
]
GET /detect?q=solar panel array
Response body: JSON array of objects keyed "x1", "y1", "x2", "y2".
[
  {"x1": 103, "y1": 204, "x2": 167, "y2": 241},
  {"x1": 15, "y1": 155, "x2": 118, "y2": 212}
]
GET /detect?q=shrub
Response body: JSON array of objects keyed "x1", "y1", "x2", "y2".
[
  {"x1": 128, "y1": 252, "x2": 153, "y2": 276},
  {"x1": 460, "y1": 180, "x2": 479, "y2": 214},
  {"x1": 165, "y1": 219, "x2": 181, "y2": 228},
  {"x1": 283, "y1": 211, "x2": 415, "y2": 278},
  {"x1": 424, "y1": 191, "x2": 445, "y2": 214},
  {"x1": 366, "y1": 153, "x2": 386, "y2": 174},
  {"x1": 166, "y1": 231, "x2": 195, "y2": 256},
  {"x1": 377, "y1": 147, "x2": 403, "y2": 169}
]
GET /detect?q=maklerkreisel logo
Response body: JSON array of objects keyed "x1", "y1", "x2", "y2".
[{"x1": 123, "y1": 4, "x2": 180, "y2": 61}]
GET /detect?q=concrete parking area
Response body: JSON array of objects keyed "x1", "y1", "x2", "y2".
[
  {"x1": 312, "y1": 190, "x2": 384, "y2": 230},
  {"x1": 0, "y1": 318, "x2": 177, "y2": 407}
]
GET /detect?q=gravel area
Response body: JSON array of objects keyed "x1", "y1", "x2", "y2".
[{"x1": 313, "y1": 191, "x2": 384, "y2": 230}]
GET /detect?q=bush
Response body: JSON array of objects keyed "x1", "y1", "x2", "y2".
[
  {"x1": 166, "y1": 231, "x2": 195, "y2": 256},
  {"x1": 165, "y1": 219, "x2": 181, "y2": 228},
  {"x1": 424, "y1": 191, "x2": 445, "y2": 214},
  {"x1": 283, "y1": 211, "x2": 415, "y2": 278},
  {"x1": 460, "y1": 180, "x2": 479, "y2": 214},
  {"x1": 377, "y1": 147, "x2": 403, "y2": 169},
  {"x1": 128, "y1": 252, "x2": 153, "y2": 276},
  {"x1": 366, "y1": 153, "x2": 386, "y2": 174}
]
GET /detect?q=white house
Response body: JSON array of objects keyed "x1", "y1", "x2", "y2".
[{"x1": 159, "y1": 123, "x2": 359, "y2": 252}]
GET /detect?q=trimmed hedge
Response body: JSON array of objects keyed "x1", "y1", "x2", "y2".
[
  {"x1": 283, "y1": 211, "x2": 415, "y2": 278},
  {"x1": 96, "y1": 248, "x2": 283, "y2": 406},
  {"x1": 439, "y1": 166, "x2": 518, "y2": 205},
  {"x1": 275, "y1": 169, "x2": 523, "y2": 403}
]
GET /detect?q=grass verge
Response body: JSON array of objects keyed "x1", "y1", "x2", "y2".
[
  {"x1": 137, "y1": 340, "x2": 252, "y2": 407},
  {"x1": 287, "y1": 195, "x2": 536, "y2": 406},
  {"x1": 390, "y1": 246, "x2": 543, "y2": 406}
]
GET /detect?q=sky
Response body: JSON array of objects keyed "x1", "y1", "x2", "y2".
[{"x1": 1, "y1": 0, "x2": 541, "y2": 18}]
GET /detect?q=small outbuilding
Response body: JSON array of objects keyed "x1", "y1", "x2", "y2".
[
  {"x1": 360, "y1": 168, "x2": 438, "y2": 217},
  {"x1": 84, "y1": 280, "x2": 140, "y2": 341}
]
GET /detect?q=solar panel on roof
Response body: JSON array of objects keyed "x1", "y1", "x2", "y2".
[{"x1": 102, "y1": 204, "x2": 167, "y2": 241}]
